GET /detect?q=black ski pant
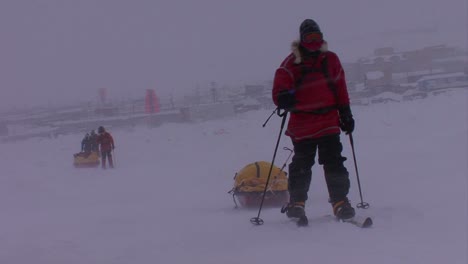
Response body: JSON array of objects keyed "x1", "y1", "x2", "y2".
[
  {"x1": 288, "y1": 134, "x2": 350, "y2": 203},
  {"x1": 101, "y1": 150, "x2": 114, "y2": 168}
]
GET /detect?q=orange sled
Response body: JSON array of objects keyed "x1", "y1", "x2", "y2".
[
  {"x1": 229, "y1": 161, "x2": 289, "y2": 208},
  {"x1": 73, "y1": 152, "x2": 100, "y2": 168}
]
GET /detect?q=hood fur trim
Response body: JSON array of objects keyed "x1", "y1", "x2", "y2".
[{"x1": 291, "y1": 40, "x2": 328, "y2": 64}]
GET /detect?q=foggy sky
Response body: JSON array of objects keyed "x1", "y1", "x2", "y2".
[{"x1": 0, "y1": 0, "x2": 466, "y2": 110}]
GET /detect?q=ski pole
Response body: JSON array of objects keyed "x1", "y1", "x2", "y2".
[
  {"x1": 265, "y1": 147, "x2": 293, "y2": 193},
  {"x1": 348, "y1": 133, "x2": 369, "y2": 209},
  {"x1": 251, "y1": 110, "x2": 288, "y2": 225},
  {"x1": 262, "y1": 108, "x2": 278, "y2": 127},
  {"x1": 279, "y1": 147, "x2": 293, "y2": 171}
]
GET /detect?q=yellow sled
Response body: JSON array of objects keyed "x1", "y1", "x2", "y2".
[
  {"x1": 229, "y1": 161, "x2": 289, "y2": 208},
  {"x1": 73, "y1": 151, "x2": 100, "y2": 168}
]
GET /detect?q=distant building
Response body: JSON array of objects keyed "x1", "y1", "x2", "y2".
[
  {"x1": 244, "y1": 85, "x2": 265, "y2": 98},
  {"x1": 346, "y1": 44, "x2": 465, "y2": 96},
  {"x1": 417, "y1": 72, "x2": 468, "y2": 92}
]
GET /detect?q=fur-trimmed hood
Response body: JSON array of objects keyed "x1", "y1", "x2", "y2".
[{"x1": 291, "y1": 40, "x2": 328, "y2": 64}]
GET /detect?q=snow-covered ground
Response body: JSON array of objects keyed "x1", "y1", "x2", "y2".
[{"x1": 0, "y1": 90, "x2": 467, "y2": 264}]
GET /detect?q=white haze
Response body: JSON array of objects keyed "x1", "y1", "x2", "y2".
[
  {"x1": 0, "y1": 89, "x2": 466, "y2": 263},
  {"x1": 0, "y1": 1, "x2": 467, "y2": 262},
  {"x1": 0, "y1": 0, "x2": 466, "y2": 110}
]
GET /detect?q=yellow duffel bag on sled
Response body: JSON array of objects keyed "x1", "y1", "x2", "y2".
[
  {"x1": 73, "y1": 152, "x2": 100, "y2": 168},
  {"x1": 228, "y1": 161, "x2": 289, "y2": 208}
]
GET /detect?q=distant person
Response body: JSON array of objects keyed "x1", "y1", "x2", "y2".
[
  {"x1": 89, "y1": 130, "x2": 99, "y2": 152},
  {"x1": 96, "y1": 126, "x2": 115, "y2": 169},
  {"x1": 272, "y1": 19, "x2": 355, "y2": 220},
  {"x1": 81, "y1": 133, "x2": 93, "y2": 153}
]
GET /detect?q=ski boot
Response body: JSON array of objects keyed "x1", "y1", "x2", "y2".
[
  {"x1": 332, "y1": 198, "x2": 356, "y2": 220},
  {"x1": 281, "y1": 201, "x2": 308, "y2": 226}
]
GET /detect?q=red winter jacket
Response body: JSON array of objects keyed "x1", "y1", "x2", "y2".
[
  {"x1": 272, "y1": 41, "x2": 350, "y2": 142},
  {"x1": 97, "y1": 132, "x2": 115, "y2": 152}
]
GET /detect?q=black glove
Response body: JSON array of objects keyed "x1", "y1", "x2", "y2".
[
  {"x1": 338, "y1": 105, "x2": 355, "y2": 134},
  {"x1": 277, "y1": 90, "x2": 296, "y2": 110}
]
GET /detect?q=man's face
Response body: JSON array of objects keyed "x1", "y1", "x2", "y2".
[{"x1": 300, "y1": 32, "x2": 323, "y2": 51}]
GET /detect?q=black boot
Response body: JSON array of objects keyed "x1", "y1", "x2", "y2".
[
  {"x1": 282, "y1": 202, "x2": 306, "y2": 218},
  {"x1": 332, "y1": 199, "x2": 355, "y2": 220}
]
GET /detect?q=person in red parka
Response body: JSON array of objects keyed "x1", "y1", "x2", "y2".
[
  {"x1": 96, "y1": 126, "x2": 115, "y2": 169},
  {"x1": 272, "y1": 19, "x2": 355, "y2": 220}
]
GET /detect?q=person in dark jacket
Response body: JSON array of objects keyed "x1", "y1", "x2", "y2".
[
  {"x1": 96, "y1": 126, "x2": 115, "y2": 169},
  {"x1": 81, "y1": 133, "x2": 92, "y2": 153},
  {"x1": 89, "y1": 130, "x2": 99, "y2": 152},
  {"x1": 272, "y1": 19, "x2": 355, "y2": 220}
]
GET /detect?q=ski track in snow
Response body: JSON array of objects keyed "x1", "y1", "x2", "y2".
[{"x1": 0, "y1": 90, "x2": 466, "y2": 264}]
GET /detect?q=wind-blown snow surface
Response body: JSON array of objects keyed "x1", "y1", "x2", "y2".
[{"x1": 0, "y1": 90, "x2": 467, "y2": 264}]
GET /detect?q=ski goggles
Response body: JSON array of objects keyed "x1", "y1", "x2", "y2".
[{"x1": 301, "y1": 32, "x2": 323, "y2": 43}]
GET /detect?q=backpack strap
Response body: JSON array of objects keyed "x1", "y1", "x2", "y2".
[
  {"x1": 292, "y1": 52, "x2": 339, "y2": 113},
  {"x1": 320, "y1": 55, "x2": 339, "y2": 105},
  {"x1": 294, "y1": 56, "x2": 322, "y2": 88}
]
